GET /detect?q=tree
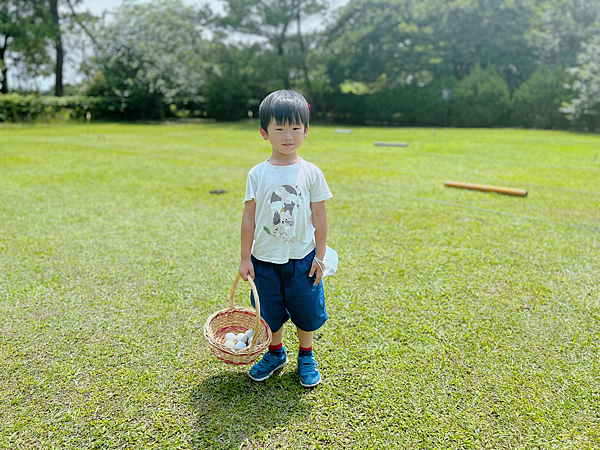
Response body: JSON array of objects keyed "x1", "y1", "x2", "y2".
[
  {"x1": 324, "y1": 0, "x2": 537, "y2": 92},
  {"x1": 203, "y1": 75, "x2": 250, "y2": 120},
  {"x1": 430, "y1": 0, "x2": 537, "y2": 89},
  {"x1": 292, "y1": 0, "x2": 318, "y2": 104},
  {"x1": 451, "y1": 63, "x2": 512, "y2": 127},
  {"x1": 49, "y1": 0, "x2": 63, "y2": 96},
  {"x1": 201, "y1": 40, "x2": 280, "y2": 109},
  {"x1": 208, "y1": 0, "x2": 328, "y2": 102},
  {"x1": 526, "y1": 0, "x2": 600, "y2": 69},
  {"x1": 414, "y1": 75, "x2": 458, "y2": 126},
  {"x1": 0, "y1": 0, "x2": 52, "y2": 94},
  {"x1": 561, "y1": 36, "x2": 600, "y2": 128},
  {"x1": 49, "y1": 0, "x2": 98, "y2": 96},
  {"x1": 511, "y1": 65, "x2": 572, "y2": 129},
  {"x1": 325, "y1": 0, "x2": 438, "y2": 90},
  {"x1": 86, "y1": 0, "x2": 208, "y2": 119}
]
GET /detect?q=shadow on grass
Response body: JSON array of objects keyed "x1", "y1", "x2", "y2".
[{"x1": 191, "y1": 369, "x2": 313, "y2": 449}]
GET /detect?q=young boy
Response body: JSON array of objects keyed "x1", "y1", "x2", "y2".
[{"x1": 239, "y1": 90, "x2": 332, "y2": 388}]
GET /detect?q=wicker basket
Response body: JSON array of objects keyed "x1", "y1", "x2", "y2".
[{"x1": 204, "y1": 274, "x2": 272, "y2": 365}]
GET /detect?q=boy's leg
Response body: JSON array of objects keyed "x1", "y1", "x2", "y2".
[
  {"x1": 271, "y1": 327, "x2": 284, "y2": 347},
  {"x1": 270, "y1": 250, "x2": 328, "y2": 387},
  {"x1": 248, "y1": 256, "x2": 290, "y2": 382},
  {"x1": 277, "y1": 251, "x2": 326, "y2": 388},
  {"x1": 296, "y1": 327, "x2": 321, "y2": 388},
  {"x1": 297, "y1": 329, "x2": 313, "y2": 349},
  {"x1": 282, "y1": 250, "x2": 328, "y2": 333},
  {"x1": 266, "y1": 326, "x2": 285, "y2": 358}
]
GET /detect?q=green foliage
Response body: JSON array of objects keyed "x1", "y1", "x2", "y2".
[
  {"x1": 511, "y1": 65, "x2": 572, "y2": 129},
  {"x1": 364, "y1": 84, "x2": 417, "y2": 125},
  {"x1": 451, "y1": 64, "x2": 512, "y2": 128},
  {"x1": 561, "y1": 36, "x2": 600, "y2": 129},
  {"x1": 325, "y1": 0, "x2": 438, "y2": 88},
  {"x1": 526, "y1": 0, "x2": 600, "y2": 68},
  {"x1": 319, "y1": 75, "x2": 456, "y2": 126},
  {"x1": 4, "y1": 0, "x2": 599, "y2": 130},
  {"x1": 86, "y1": 0, "x2": 207, "y2": 120},
  {"x1": 326, "y1": 0, "x2": 537, "y2": 91},
  {"x1": 0, "y1": 93, "x2": 99, "y2": 122},
  {"x1": 202, "y1": 76, "x2": 250, "y2": 121},
  {"x1": 211, "y1": 0, "x2": 328, "y2": 90},
  {"x1": 201, "y1": 41, "x2": 284, "y2": 112},
  {"x1": 413, "y1": 75, "x2": 458, "y2": 126},
  {"x1": 0, "y1": 0, "x2": 54, "y2": 93},
  {"x1": 319, "y1": 92, "x2": 367, "y2": 124},
  {"x1": 430, "y1": 0, "x2": 538, "y2": 89}
]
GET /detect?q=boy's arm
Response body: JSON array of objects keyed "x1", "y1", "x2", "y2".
[
  {"x1": 239, "y1": 200, "x2": 256, "y2": 281},
  {"x1": 309, "y1": 200, "x2": 327, "y2": 286}
]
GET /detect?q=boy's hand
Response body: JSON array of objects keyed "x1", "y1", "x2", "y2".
[
  {"x1": 239, "y1": 259, "x2": 255, "y2": 281},
  {"x1": 309, "y1": 259, "x2": 323, "y2": 286}
]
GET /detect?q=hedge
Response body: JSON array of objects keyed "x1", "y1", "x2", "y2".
[
  {"x1": 0, "y1": 94, "x2": 103, "y2": 122},
  {"x1": 318, "y1": 76, "x2": 458, "y2": 127},
  {"x1": 511, "y1": 65, "x2": 572, "y2": 129},
  {"x1": 451, "y1": 64, "x2": 512, "y2": 127},
  {"x1": 202, "y1": 76, "x2": 250, "y2": 121},
  {"x1": 0, "y1": 65, "x2": 581, "y2": 128}
]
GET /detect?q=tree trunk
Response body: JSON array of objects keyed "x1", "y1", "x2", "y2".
[
  {"x1": 0, "y1": 43, "x2": 7, "y2": 94},
  {"x1": 296, "y1": 2, "x2": 314, "y2": 107},
  {"x1": 51, "y1": 0, "x2": 64, "y2": 97},
  {"x1": 277, "y1": 41, "x2": 290, "y2": 89}
]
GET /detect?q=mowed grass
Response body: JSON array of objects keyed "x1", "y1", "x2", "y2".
[{"x1": 1, "y1": 121, "x2": 599, "y2": 449}]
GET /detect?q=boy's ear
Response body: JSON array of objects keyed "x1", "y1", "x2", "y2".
[
  {"x1": 304, "y1": 124, "x2": 309, "y2": 138},
  {"x1": 260, "y1": 127, "x2": 269, "y2": 140}
]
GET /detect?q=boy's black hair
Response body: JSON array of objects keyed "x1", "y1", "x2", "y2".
[{"x1": 259, "y1": 90, "x2": 310, "y2": 132}]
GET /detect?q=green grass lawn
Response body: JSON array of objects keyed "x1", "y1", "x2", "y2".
[{"x1": 1, "y1": 121, "x2": 599, "y2": 449}]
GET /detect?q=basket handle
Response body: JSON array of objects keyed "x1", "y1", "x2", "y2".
[{"x1": 228, "y1": 274, "x2": 261, "y2": 351}]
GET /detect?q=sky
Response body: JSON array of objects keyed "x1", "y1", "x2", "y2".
[
  {"x1": 82, "y1": 0, "x2": 226, "y2": 16},
  {"x1": 83, "y1": 0, "x2": 123, "y2": 15},
  {"x1": 11, "y1": 0, "x2": 347, "y2": 91},
  {"x1": 81, "y1": 0, "x2": 348, "y2": 17}
]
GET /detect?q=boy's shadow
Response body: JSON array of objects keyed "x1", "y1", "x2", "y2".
[{"x1": 191, "y1": 369, "x2": 313, "y2": 449}]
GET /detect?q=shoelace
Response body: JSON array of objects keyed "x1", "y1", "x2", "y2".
[
  {"x1": 298, "y1": 358, "x2": 318, "y2": 372},
  {"x1": 258, "y1": 353, "x2": 280, "y2": 367}
]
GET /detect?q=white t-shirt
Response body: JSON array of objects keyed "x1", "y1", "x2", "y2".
[{"x1": 244, "y1": 159, "x2": 332, "y2": 264}]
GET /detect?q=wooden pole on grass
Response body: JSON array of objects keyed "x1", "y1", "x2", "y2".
[{"x1": 445, "y1": 181, "x2": 528, "y2": 197}]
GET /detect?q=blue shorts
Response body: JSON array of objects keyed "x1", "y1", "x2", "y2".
[{"x1": 250, "y1": 250, "x2": 328, "y2": 333}]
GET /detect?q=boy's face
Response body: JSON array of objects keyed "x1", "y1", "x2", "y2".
[{"x1": 260, "y1": 118, "x2": 308, "y2": 157}]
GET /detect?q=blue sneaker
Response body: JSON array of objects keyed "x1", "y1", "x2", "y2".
[
  {"x1": 297, "y1": 355, "x2": 322, "y2": 387},
  {"x1": 248, "y1": 348, "x2": 288, "y2": 381}
]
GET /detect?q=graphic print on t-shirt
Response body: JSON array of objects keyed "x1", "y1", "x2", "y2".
[{"x1": 262, "y1": 185, "x2": 301, "y2": 244}]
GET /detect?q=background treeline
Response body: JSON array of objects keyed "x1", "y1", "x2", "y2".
[{"x1": 1, "y1": 0, "x2": 600, "y2": 129}]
